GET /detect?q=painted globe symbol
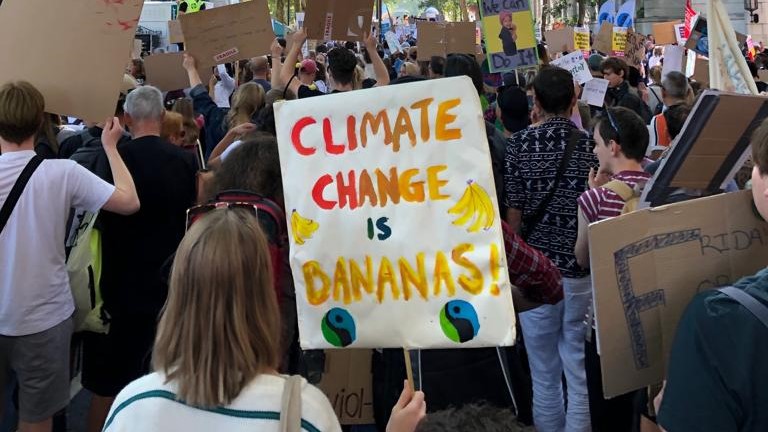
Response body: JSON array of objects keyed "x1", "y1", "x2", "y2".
[
  {"x1": 321, "y1": 308, "x2": 356, "y2": 347},
  {"x1": 440, "y1": 300, "x2": 480, "y2": 343}
]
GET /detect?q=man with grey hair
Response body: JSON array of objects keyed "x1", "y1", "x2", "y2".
[
  {"x1": 648, "y1": 71, "x2": 693, "y2": 154},
  {"x1": 83, "y1": 85, "x2": 198, "y2": 431}
]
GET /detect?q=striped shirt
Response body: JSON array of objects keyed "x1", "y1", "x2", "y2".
[{"x1": 577, "y1": 171, "x2": 651, "y2": 223}]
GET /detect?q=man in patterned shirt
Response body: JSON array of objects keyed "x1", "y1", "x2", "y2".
[{"x1": 504, "y1": 66, "x2": 597, "y2": 432}]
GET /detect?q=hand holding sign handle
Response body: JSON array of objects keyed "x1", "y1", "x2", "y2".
[{"x1": 386, "y1": 378, "x2": 426, "y2": 432}]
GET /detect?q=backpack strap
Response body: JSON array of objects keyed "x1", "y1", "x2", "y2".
[
  {"x1": 0, "y1": 155, "x2": 44, "y2": 235},
  {"x1": 718, "y1": 286, "x2": 768, "y2": 329},
  {"x1": 602, "y1": 180, "x2": 635, "y2": 202}
]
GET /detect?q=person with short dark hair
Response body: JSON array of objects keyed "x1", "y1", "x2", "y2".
[
  {"x1": 602, "y1": 57, "x2": 650, "y2": 123},
  {"x1": 574, "y1": 106, "x2": 650, "y2": 431},
  {"x1": 496, "y1": 86, "x2": 530, "y2": 136},
  {"x1": 655, "y1": 118, "x2": 768, "y2": 432},
  {"x1": 428, "y1": 56, "x2": 445, "y2": 78},
  {"x1": 416, "y1": 404, "x2": 523, "y2": 432},
  {"x1": 504, "y1": 66, "x2": 597, "y2": 432}
]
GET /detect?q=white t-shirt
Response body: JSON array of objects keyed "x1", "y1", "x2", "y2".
[
  {"x1": 0, "y1": 150, "x2": 114, "y2": 336},
  {"x1": 104, "y1": 372, "x2": 342, "y2": 432},
  {"x1": 214, "y1": 64, "x2": 236, "y2": 108}
]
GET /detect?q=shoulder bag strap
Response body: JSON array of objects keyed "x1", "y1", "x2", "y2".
[
  {"x1": 522, "y1": 128, "x2": 581, "y2": 240},
  {"x1": 279, "y1": 375, "x2": 303, "y2": 432},
  {"x1": 718, "y1": 286, "x2": 768, "y2": 329},
  {"x1": 602, "y1": 180, "x2": 635, "y2": 202},
  {"x1": 0, "y1": 155, "x2": 44, "y2": 235}
]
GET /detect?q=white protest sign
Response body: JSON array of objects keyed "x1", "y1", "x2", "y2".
[
  {"x1": 581, "y1": 78, "x2": 609, "y2": 106},
  {"x1": 686, "y1": 49, "x2": 697, "y2": 77},
  {"x1": 275, "y1": 77, "x2": 516, "y2": 349},
  {"x1": 674, "y1": 23, "x2": 686, "y2": 45},
  {"x1": 551, "y1": 50, "x2": 593, "y2": 85},
  {"x1": 662, "y1": 45, "x2": 685, "y2": 78},
  {"x1": 385, "y1": 31, "x2": 403, "y2": 53}
]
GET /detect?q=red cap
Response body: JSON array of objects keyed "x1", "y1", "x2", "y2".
[{"x1": 300, "y1": 59, "x2": 318, "y2": 75}]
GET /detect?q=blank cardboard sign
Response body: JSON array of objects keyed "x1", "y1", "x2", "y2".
[
  {"x1": 143, "y1": 52, "x2": 213, "y2": 92},
  {"x1": 180, "y1": 1, "x2": 273, "y2": 69},
  {"x1": 652, "y1": 21, "x2": 680, "y2": 45},
  {"x1": 168, "y1": 20, "x2": 184, "y2": 44},
  {"x1": 416, "y1": 21, "x2": 476, "y2": 60},
  {"x1": 0, "y1": 0, "x2": 143, "y2": 122},
  {"x1": 544, "y1": 27, "x2": 575, "y2": 54},
  {"x1": 304, "y1": 0, "x2": 373, "y2": 42},
  {"x1": 589, "y1": 191, "x2": 768, "y2": 398}
]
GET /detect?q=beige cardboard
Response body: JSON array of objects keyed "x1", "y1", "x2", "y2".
[
  {"x1": 168, "y1": 20, "x2": 184, "y2": 44},
  {"x1": 0, "y1": 0, "x2": 143, "y2": 122},
  {"x1": 759, "y1": 70, "x2": 768, "y2": 83},
  {"x1": 594, "y1": 22, "x2": 613, "y2": 55},
  {"x1": 317, "y1": 350, "x2": 375, "y2": 425},
  {"x1": 589, "y1": 191, "x2": 768, "y2": 398},
  {"x1": 691, "y1": 57, "x2": 710, "y2": 85},
  {"x1": 143, "y1": 52, "x2": 213, "y2": 92},
  {"x1": 544, "y1": 27, "x2": 575, "y2": 54},
  {"x1": 180, "y1": 1, "x2": 273, "y2": 69},
  {"x1": 624, "y1": 30, "x2": 647, "y2": 68},
  {"x1": 671, "y1": 95, "x2": 762, "y2": 189},
  {"x1": 652, "y1": 21, "x2": 681, "y2": 45},
  {"x1": 416, "y1": 21, "x2": 476, "y2": 60},
  {"x1": 304, "y1": 0, "x2": 373, "y2": 42}
]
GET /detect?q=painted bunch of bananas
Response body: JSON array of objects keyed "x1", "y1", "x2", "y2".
[
  {"x1": 291, "y1": 210, "x2": 320, "y2": 245},
  {"x1": 448, "y1": 180, "x2": 495, "y2": 233}
]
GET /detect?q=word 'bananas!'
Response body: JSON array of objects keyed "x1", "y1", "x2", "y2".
[
  {"x1": 448, "y1": 180, "x2": 495, "y2": 233},
  {"x1": 291, "y1": 210, "x2": 320, "y2": 245}
]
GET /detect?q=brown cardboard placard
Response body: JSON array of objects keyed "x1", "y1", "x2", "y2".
[
  {"x1": 759, "y1": 70, "x2": 768, "y2": 83},
  {"x1": 594, "y1": 22, "x2": 613, "y2": 55},
  {"x1": 416, "y1": 21, "x2": 476, "y2": 60},
  {"x1": 691, "y1": 57, "x2": 709, "y2": 85},
  {"x1": 168, "y1": 20, "x2": 184, "y2": 44},
  {"x1": 589, "y1": 190, "x2": 768, "y2": 398},
  {"x1": 304, "y1": 0, "x2": 373, "y2": 42},
  {"x1": 180, "y1": 1, "x2": 273, "y2": 69},
  {"x1": 317, "y1": 350, "x2": 375, "y2": 425},
  {"x1": 0, "y1": 0, "x2": 143, "y2": 122},
  {"x1": 143, "y1": 52, "x2": 213, "y2": 92},
  {"x1": 624, "y1": 30, "x2": 647, "y2": 69},
  {"x1": 544, "y1": 27, "x2": 575, "y2": 54},
  {"x1": 651, "y1": 21, "x2": 680, "y2": 45}
]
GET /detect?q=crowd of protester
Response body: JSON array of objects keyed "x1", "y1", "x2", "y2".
[{"x1": 1, "y1": 14, "x2": 767, "y2": 432}]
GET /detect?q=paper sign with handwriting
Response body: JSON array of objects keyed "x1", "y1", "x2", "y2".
[
  {"x1": 275, "y1": 77, "x2": 516, "y2": 349},
  {"x1": 612, "y1": 27, "x2": 628, "y2": 56},
  {"x1": 551, "y1": 51, "x2": 593, "y2": 85},
  {"x1": 179, "y1": 1, "x2": 272, "y2": 69},
  {"x1": 581, "y1": 78, "x2": 609, "y2": 107},
  {"x1": 0, "y1": 0, "x2": 143, "y2": 122}
]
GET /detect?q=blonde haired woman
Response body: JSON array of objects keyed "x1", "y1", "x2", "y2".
[{"x1": 102, "y1": 209, "x2": 341, "y2": 432}]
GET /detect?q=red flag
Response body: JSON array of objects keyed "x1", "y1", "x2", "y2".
[{"x1": 684, "y1": 0, "x2": 697, "y2": 38}]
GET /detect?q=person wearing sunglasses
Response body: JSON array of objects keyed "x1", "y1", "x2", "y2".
[
  {"x1": 574, "y1": 106, "x2": 651, "y2": 431},
  {"x1": 102, "y1": 208, "x2": 342, "y2": 432}
]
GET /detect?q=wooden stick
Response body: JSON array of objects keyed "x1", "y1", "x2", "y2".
[{"x1": 403, "y1": 348, "x2": 414, "y2": 392}]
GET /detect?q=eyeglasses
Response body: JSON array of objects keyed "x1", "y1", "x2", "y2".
[
  {"x1": 605, "y1": 109, "x2": 621, "y2": 135},
  {"x1": 185, "y1": 202, "x2": 259, "y2": 231}
]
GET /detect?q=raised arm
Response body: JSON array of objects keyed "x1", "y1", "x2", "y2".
[
  {"x1": 365, "y1": 32, "x2": 390, "y2": 87},
  {"x1": 270, "y1": 38, "x2": 284, "y2": 89},
  {"x1": 100, "y1": 117, "x2": 140, "y2": 215},
  {"x1": 281, "y1": 29, "x2": 307, "y2": 96},
  {"x1": 183, "y1": 53, "x2": 204, "y2": 88}
]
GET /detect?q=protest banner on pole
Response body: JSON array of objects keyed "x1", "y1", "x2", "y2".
[
  {"x1": 589, "y1": 191, "x2": 768, "y2": 398},
  {"x1": 180, "y1": 1, "x2": 273, "y2": 69},
  {"x1": 417, "y1": 21, "x2": 477, "y2": 60},
  {"x1": 0, "y1": 0, "x2": 143, "y2": 122},
  {"x1": 706, "y1": 0, "x2": 758, "y2": 95},
  {"x1": 480, "y1": 0, "x2": 538, "y2": 72},
  {"x1": 304, "y1": 0, "x2": 373, "y2": 42},
  {"x1": 274, "y1": 77, "x2": 516, "y2": 349}
]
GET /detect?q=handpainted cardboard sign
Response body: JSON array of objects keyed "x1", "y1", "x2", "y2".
[
  {"x1": 624, "y1": 30, "x2": 647, "y2": 68},
  {"x1": 168, "y1": 20, "x2": 184, "y2": 44},
  {"x1": 544, "y1": 27, "x2": 574, "y2": 54},
  {"x1": 652, "y1": 21, "x2": 680, "y2": 45},
  {"x1": 581, "y1": 78, "x2": 609, "y2": 107},
  {"x1": 274, "y1": 76, "x2": 516, "y2": 349},
  {"x1": 143, "y1": 52, "x2": 213, "y2": 92},
  {"x1": 304, "y1": 0, "x2": 373, "y2": 42},
  {"x1": 589, "y1": 190, "x2": 768, "y2": 398},
  {"x1": 551, "y1": 50, "x2": 593, "y2": 85},
  {"x1": 179, "y1": 1, "x2": 272, "y2": 69},
  {"x1": 317, "y1": 350, "x2": 375, "y2": 425},
  {"x1": 612, "y1": 26, "x2": 628, "y2": 56},
  {"x1": 416, "y1": 21, "x2": 476, "y2": 60},
  {"x1": 0, "y1": 0, "x2": 144, "y2": 122},
  {"x1": 480, "y1": 0, "x2": 538, "y2": 72}
]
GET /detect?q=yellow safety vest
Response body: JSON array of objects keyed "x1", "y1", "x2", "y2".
[{"x1": 185, "y1": 0, "x2": 204, "y2": 13}]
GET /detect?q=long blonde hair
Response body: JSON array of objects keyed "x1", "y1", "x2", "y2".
[
  {"x1": 226, "y1": 82, "x2": 265, "y2": 131},
  {"x1": 153, "y1": 208, "x2": 280, "y2": 408}
]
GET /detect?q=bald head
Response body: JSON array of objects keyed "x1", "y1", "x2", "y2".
[{"x1": 249, "y1": 56, "x2": 269, "y2": 78}]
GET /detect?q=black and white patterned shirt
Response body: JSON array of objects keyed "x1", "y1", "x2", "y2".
[{"x1": 504, "y1": 117, "x2": 597, "y2": 279}]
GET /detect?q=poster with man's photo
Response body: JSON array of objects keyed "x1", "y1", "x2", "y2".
[{"x1": 480, "y1": 0, "x2": 538, "y2": 72}]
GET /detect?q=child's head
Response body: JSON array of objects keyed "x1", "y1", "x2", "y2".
[
  {"x1": 593, "y1": 107, "x2": 649, "y2": 170},
  {"x1": 415, "y1": 404, "x2": 522, "y2": 432},
  {"x1": 499, "y1": 11, "x2": 513, "y2": 29}
]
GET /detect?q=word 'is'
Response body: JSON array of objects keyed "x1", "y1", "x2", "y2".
[{"x1": 303, "y1": 243, "x2": 504, "y2": 306}]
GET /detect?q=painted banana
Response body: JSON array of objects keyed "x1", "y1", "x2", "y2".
[
  {"x1": 448, "y1": 180, "x2": 495, "y2": 233},
  {"x1": 291, "y1": 210, "x2": 320, "y2": 245}
]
